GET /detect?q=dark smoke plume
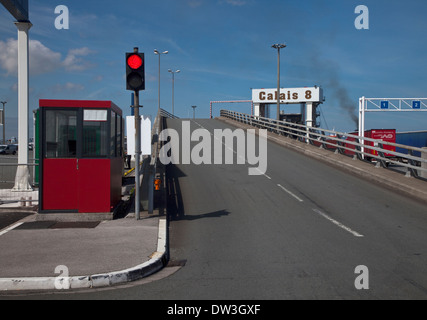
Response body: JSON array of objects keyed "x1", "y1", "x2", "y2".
[
  {"x1": 329, "y1": 77, "x2": 359, "y2": 128},
  {"x1": 310, "y1": 55, "x2": 359, "y2": 129}
]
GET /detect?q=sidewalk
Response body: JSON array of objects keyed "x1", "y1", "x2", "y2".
[
  {"x1": 0, "y1": 179, "x2": 168, "y2": 292},
  {"x1": 0, "y1": 189, "x2": 38, "y2": 208}
]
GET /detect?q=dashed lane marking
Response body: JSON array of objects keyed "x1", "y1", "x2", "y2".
[
  {"x1": 313, "y1": 208, "x2": 364, "y2": 238},
  {"x1": 277, "y1": 184, "x2": 304, "y2": 202}
]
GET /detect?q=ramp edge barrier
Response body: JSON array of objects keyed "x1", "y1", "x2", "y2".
[{"x1": 219, "y1": 110, "x2": 427, "y2": 180}]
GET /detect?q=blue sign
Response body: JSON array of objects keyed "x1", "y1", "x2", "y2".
[
  {"x1": 413, "y1": 101, "x2": 421, "y2": 109},
  {"x1": 381, "y1": 101, "x2": 389, "y2": 109}
]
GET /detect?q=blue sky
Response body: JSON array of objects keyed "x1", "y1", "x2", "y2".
[{"x1": 1, "y1": 0, "x2": 427, "y2": 139}]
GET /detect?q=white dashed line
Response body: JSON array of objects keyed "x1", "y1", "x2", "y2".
[
  {"x1": 313, "y1": 209, "x2": 364, "y2": 238},
  {"x1": 0, "y1": 222, "x2": 24, "y2": 237},
  {"x1": 277, "y1": 184, "x2": 304, "y2": 202}
]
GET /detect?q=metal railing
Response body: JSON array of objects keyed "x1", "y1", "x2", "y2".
[
  {"x1": 220, "y1": 110, "x2": 427, "y2": 179},
  {"x1": 0, "y1": 160, "x2": 38, "y2": 185},
  {"x1": 0, "y1": 161, "x2": 39, "y2": 205},
  {"x1": 159, "y1": 108, "x2": 180, "y2": 120},
  {"x1": 141, "y1": 109, "x2": 178, "y2": 214}
]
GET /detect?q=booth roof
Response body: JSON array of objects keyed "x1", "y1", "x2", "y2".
[{"x1": 39, "y1": 99, "x2": 122, "y2": 116}]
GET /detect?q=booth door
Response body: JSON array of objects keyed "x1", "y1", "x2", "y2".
[
  {"x1": 77, "y1": 110, "x2": 111, "y2": 213},
  {"x1": 42, "y1": 109, "x2": 79, "y2": 211}
]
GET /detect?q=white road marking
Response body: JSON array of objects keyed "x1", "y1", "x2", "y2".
[
  {"x1": 191, "y1": 120, "x2": 364, "y2": 239},
  {"x1": 313, "y1": 209, "x2": 364, "y2": 238},
  {"x1": 0, "y1": 222, "x2": 24, "y2": 237},
  {"x1": 277, "y1": 184, "x2": 304, "y2": 202}
]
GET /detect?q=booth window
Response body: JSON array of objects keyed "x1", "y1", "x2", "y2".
[
  {"x1": 82, "y1": 109, "x2": 108, "y2": 158},
  {"x1": 45, "y1": 110, "x2": 77, "y2": 158},
  {"x1": 110, "y1": 111, "x2": 116, "y2": 157},
  {"x1": 117, "y1": 115, "x2": 122, "y2": 157},
  {"x1": 109, "y1": 112, "x2": 123, "y2": 158}
]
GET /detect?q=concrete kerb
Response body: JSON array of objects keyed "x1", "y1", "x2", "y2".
[{"x1": 0, "y1": 218, "x2": 168, "y2": 292}]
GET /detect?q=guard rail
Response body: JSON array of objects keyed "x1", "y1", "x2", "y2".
[{"x1": 220, "y1": 110, "x2": 427, "y2": 179}]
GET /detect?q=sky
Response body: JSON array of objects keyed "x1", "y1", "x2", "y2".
[{"x1": 1, "y1": 0, "x2": 427, "y2": 140}]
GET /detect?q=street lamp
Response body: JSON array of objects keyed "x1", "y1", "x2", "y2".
[
  {"x1": 168, "y1": 69, "x2": 180, "y2": 116},
  {"x1": 0, "y1": 101, "x2": 6, "y2": 144},
  {"x1": 154, "y1": 49, "x2": 169, "y2": 112},
  {"x1": 192, "y1": 106, "x2": 197, "y2": 120},
  {"x1": 272, "y1": 43, "x2": 286, "y2": 121}
]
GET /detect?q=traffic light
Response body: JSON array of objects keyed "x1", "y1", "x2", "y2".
[{"x1": 126, "y1": 51, "x2": 145, "y2": 91}]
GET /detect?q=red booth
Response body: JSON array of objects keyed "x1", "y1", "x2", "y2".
[{"x1": 39, "y1": 100, "x2": 123, "y2": 214}]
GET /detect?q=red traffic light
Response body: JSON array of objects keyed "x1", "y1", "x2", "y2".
[
  {"x1": 127, "y1": 54, "x2": 143, "y2": 70},
  {"x1": 126, "y1": 51, "x2": 145, "y2": 91}
]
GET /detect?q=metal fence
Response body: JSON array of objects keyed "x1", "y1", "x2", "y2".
[
  {"x1": 0, "y1": 160, "x2": 39, "y2": 206},
  {"x1": 138, "y1": 108, "x2": 177, "y2": 215},
  {"x1": 159, "y1": 108, "x2": 180, "y2": 120},
  {"x1": 220, "y1": 110, "x2": 427, "y2": 180},
  {"x1": 0, "y1": 160, "x2": 38, "y2": 185}
]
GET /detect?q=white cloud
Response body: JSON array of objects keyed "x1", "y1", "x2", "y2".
[
  {"x1": 63, "y1": 47, "x2": 96, "y2": 71},
  {"x1": 31, "y1": 40, "x2": 63, "y2": 74},
  {"x1": 0, "y1": 39, "x2": 19, "y2": 75},
  {"x1": 0, "y1": 38, "x2": 95, "y2": 75},
  {"x1": 0, "y1": 38, "x2": 61, "y2": 76}
]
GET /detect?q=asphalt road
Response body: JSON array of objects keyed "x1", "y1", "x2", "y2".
[{"x1": 12, "y1": 119, "x2": 427, "y2": 300}]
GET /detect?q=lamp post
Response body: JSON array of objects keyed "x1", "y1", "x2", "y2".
[
  {"x1": 0, "y1": 101, "x2": 6, "y2": 144},
  {"x1": 168, "y1": 69, "x2": 180, "y2": 116},
  {"x1": 154, "y1": 49, "x2": 168, "y2": 112},
  {"x1": 192, "y1": 106, "x2": 197, "y2": 120},
  {"x1": 272, "y1": 43, "x2": 286, "y2": 121}
]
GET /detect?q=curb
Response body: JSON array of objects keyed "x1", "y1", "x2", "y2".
[{"x1": 0, "y1": 218, "x2": 167, "y2": 292}]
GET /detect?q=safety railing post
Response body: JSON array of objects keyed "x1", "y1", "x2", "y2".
[
  {"x1": 406, "y1": 150, "x2": 418, "y2": 178},
  {"x1": 422, "y1": 148, "x2": 427, "y2": 179},
  {"x1": 377, "y1": 143, "x2": 388, "y2": 169}
]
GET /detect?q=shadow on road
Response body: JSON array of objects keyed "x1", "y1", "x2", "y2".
[
  {"x1": 172, "y1": 209, "x2": 230, "y2": 221},
  {"x1": 166, "y1": 164, "x2": 185, "y2": 221},
  {"x1": 166, "y1": 164, "x2": 230, "y2": 221}
]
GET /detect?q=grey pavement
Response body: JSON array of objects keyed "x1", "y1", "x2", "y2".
[{"x1": 0, "y1": 174, "x2": 167, "y2": 292}]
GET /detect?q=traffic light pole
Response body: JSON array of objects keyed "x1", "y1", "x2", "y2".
[
  {"x1": 126, "y1": 47, "x2": 145, "y2": 220},
  {"x1": 134, "y1": 91, "x2": 141, "y2": 220}
]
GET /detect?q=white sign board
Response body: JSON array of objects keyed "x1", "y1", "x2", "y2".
[
  {"x1": 83, "y1": 110, "x2": 108, "y2": 122},
  {"x1": 252, "y1": 87, "x2": 323, "y2": 104},
  {"x1": 126, "y1": 116, "x2": 152, "y2": 156}
]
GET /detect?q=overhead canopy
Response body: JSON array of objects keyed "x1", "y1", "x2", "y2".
[{"x1": 0, "y1": 0, "x2": 29, "y2": 21}]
